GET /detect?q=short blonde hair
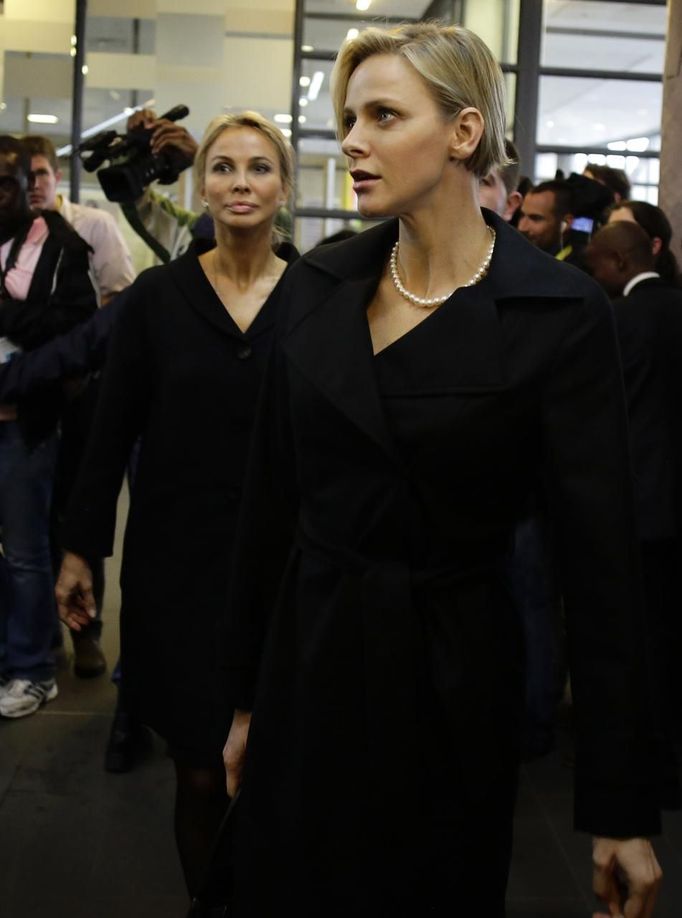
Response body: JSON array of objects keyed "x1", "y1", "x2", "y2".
[
  {"x1": 331, "y1": 23, "x2": 508, "y2": 177},
  {"x1": 194, "y1": 111, "x2": 295, "y2": 200}
]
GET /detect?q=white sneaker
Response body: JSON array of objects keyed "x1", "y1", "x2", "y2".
[{"x1": 0, "y1": 678, "x2": 58, "y2": 718}]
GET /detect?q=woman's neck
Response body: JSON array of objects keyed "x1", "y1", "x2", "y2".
[
  {"x1": 212, "y1": 222, "x2": 278, "y2": 288},
  {"x1": 395, "y1": 176, "x2": 491, "y2": 296}
]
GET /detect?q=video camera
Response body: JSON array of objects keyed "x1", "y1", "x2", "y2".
[{"x1": 78, "y1": 104, "x2": 192, "y2": 203}]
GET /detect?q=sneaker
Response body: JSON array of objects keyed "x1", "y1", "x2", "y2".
[{"x1": 0, "y1": 678, "x2": 58, "y2": 719}]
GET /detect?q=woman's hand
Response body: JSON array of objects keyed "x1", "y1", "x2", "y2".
[
  {"x1": 223, "y1": 709, "x2": 252, "y2": 797},
  {"x1": 592, "y1": 836, "x2": 662, "y2": 918},
  {"x1": 55, "y1": 552, "x2": 96, "y2": 632}
]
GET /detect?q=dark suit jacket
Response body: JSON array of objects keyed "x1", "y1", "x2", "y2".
[
  {"x1": 62, "y1": 240, "x2": 297, "y2": 752},
  {"x1": 222, "y1": 212, "x2": 660, "y2": 915},
  {"x1": 612, "y1": 277, "x2": 682, "y2": 541}
]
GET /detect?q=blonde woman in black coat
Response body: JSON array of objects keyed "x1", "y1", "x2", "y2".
[
  {"x1": 222, "y1": 25, "x2": 663, "y2": 918},
  {"x1": 54, "y1": 112, "x2": 296, "y2": 900}
]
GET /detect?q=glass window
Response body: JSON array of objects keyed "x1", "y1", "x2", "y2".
[
  {"x1": 537, "y1": 75, "x2": 662, "y2": 149},
  {"x1": 86, "y1": 17, "x2": 156, "y2": 55},
  {"x1": 543, "y1": 0, "x2": 666, "y2": 73}
]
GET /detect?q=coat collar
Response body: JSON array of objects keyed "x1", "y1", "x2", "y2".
[
  {"x1": 283, "y1": 210, "x2": 593, "y2": 466},
  {"x1": 169, "y1": 239, "x2": 298, "y2": 341},
  {"x1": 302, "y1": 209, "x2": 588, "y2": 302}
]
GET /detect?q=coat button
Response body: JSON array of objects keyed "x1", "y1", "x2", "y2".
[{"x1": 236, "y1": 345, "x2": 252, "y2": 360}]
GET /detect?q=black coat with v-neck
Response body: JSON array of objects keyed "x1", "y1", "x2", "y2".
[
  {"x1": 222, "y1": 212, "x2": 661, "y2": 916},
  {"x1": 62, "y1": 240, "x2": 297, "y2": 752}
]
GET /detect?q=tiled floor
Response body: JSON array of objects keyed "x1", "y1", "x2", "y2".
[{"x1": 1, "y1": 499, "x2": 681, "y2": 917}]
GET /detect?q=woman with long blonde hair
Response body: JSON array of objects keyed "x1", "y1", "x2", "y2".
[{"x1": 55, "y1": 111, "x2": 297, "y2": 901}]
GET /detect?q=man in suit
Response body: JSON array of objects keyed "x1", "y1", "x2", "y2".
[{"x1": 587, "y1": 220, "x2": 682, "y2": 745}]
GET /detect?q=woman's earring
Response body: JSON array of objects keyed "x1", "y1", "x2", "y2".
[{"x1": 201, "y1": 199, "x2": 209, "y2": 209}]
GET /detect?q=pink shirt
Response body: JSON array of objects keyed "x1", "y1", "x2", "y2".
[{"x1": 0, "y1": 217, "x2": 49, "y2": 419}]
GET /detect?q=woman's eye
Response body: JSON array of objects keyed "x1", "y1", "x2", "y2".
[
  {"x1": 253, "y1": 163, "x2": 272, "y2": 174},
  {"x1": 377, "y1": 109, "x2": 395, "y2": 123},
  {"x1": 215, "y1": 162, "x2": 231, "y2": 173},
  {"x1": 343, "y1": 115, "x2": 356, "y2": 132}
]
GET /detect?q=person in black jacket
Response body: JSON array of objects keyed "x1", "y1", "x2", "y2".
[
  {"x1": 0, "y1": 135, "x2": 96, "y2": 719},
  {"x1": 54, "y1": 112, "x2": 298, "y2": 901},
  {"x1": 221, "y1": 25, "x2": 663, "y2": 918},
  {"x1": 588, "y1": 220, "x2": 682, "y2": 742}
]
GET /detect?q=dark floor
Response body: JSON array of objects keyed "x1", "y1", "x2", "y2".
[{"x1": 1, "y1": 502, "x2": 681, "y2": 917}]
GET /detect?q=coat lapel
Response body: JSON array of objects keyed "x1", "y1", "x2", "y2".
[
  {"x1": 281, "y1": 212, "x2": 586, "y2": 459},
  {"x1": 284, "y1": 271, "x2": 399, "y2": 461}
]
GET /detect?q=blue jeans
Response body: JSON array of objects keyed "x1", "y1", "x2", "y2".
[{"x1": 0, "y1": 422, "x2": 59, "y2": 681}]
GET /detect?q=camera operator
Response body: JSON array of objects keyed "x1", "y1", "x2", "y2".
[{"x1": 118, "y1": 109, "x2": 210, "y2": 265}]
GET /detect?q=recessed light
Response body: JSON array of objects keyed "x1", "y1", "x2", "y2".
[
  {"x1": 346, "y1": 28, "x2": 359, "y2": 40},
  {"x1": 356, "y1": 0, "x2": 371, "y2": 10},
  {"x1": 299, "y1": 97, "x2": 309, "y2": 108},
  {"x1": 27, "y1": 114, "x2": 59, "y2": 124},
  {"x1": 274, "y1": 114, "x2": 293, "y2": 124},
  {"x1": 299, "y1": 76, "x2": 311, "y2": 88}
]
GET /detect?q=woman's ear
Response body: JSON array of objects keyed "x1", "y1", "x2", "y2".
[
  {"x1": 448, "y1": 107, "x2": 485, "y2": 164},
  {"x1": 651, "y1": 235, "x2": 663, "y2": 257}
]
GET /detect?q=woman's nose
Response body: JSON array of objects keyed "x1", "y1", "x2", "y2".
[{"x1": 341, "y1": 122, "x2": 367, "y2": 158}]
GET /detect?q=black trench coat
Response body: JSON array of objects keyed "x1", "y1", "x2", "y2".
[
  {"x1": 62, "y1": 241, "x2": 296, "y2": 754},
  {"x1": 223, "y1": 212, "x2": 660, "y2": 916}
]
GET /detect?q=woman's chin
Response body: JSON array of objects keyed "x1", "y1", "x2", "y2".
[{"x1": 356, "y1": 197, "x2": 392, "y2": 220}]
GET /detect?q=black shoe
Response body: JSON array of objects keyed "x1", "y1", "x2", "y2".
[
  {"x1": 73, "y1": 635, "x2": 107, "y2": 679},
  {"x1": 105, "y1": 711, "x2": 137, "y2": 773}
]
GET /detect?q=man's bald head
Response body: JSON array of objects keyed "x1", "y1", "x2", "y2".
[{"x1": 586, "y1": 221, "x2": 655, "y2": 297}]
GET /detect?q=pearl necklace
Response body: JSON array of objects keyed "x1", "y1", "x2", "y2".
[{"x1": 389, "y1": 226, "x2": 496, "y2": 309}]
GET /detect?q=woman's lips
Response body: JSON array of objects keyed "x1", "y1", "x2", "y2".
[
  {"x1": 351, "y1": 173, "x2": 380, "y2": 194},
  {"x1": 227, "y1": 202, "x2": 257, "y2": 213}
]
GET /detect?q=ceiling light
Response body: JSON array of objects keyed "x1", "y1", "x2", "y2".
[
  {"x1": 301, "y1": 44, "x2": 314, "y2": 53},
  {"x1": 307, "y1": 70, "x2": 325, "y2": 101},
  {"x1": 71, "y1": 34, "x2": 77, "y2": 46},
  {"x1": 299, "y1": 76, "x2": 311, "y2": 87},
  {"x1": 607, "y1": 141, "x2": 627, "y2": 151},
  {"x1": 0, "y1": 102, "x2": 6, "y2": 111},
  {"x1": 346, "y1": 28, "x2": 359, "y2": 40},
  {"x1": 27, "y1": 114, "x2": 58, "y2": 124},
  {"x1": 626, "y1": 137, "x2": 649, "y2": 152},
  {"x1": 298, "y1": 115, "x2": 307, "y2": 124},
  {"x1": 274, "y1": 113, "x2": 293, "y2": 124},
  {"x1": 299, "y1": 97, "x2": 309, "y2": 107},
  {"x1": 70, "y1": 48, "x2": 77, "y2": 57},
  {"x1": 545, "y1": 120, "x2": 554, "y2": 128},
  {"x1": 81, "y1": 64, "x2": 88, "y2": 75},
  {"x1": 356, "y1": 0, "x2": 371, "y2": 10},
  {"x1": 281, "y1": 128, "x2": 292, "y2": 138}
]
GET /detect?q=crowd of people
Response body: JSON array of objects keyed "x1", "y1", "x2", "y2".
[{"x1": 1, "y1": 19, "x2": 680, "y2": 918}]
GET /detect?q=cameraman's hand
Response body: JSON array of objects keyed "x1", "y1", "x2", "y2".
[
  {"x1": 126, "y1": 107, "x2": 158, "y2": 132},
  {"x1": 149, "y1": 121, "x2": 198, "y2": 164},
  {"x1": 125, "y1": 108, "x2": 197, "y2": 166}
]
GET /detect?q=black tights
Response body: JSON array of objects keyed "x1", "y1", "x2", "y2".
[{"x1": 173, "y1": 761, "x2": 229, "y2": 898}]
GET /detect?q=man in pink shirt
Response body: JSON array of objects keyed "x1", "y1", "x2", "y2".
[{"x1": 0, "y1": 135, "x2": 96, "y2": 718}]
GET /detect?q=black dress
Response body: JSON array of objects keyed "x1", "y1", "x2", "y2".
[{"x1": 62, "y1": 240, "x2": 297, "y2": 759}]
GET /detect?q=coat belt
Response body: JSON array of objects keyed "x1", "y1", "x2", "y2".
[{"x1": 295, "y1": 524, "x2": 507, "y2": 849}]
